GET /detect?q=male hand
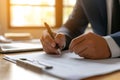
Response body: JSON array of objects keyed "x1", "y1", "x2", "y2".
[
  {"x1": 40, "y1": 30, "x2": 66, "y2": 55},
  {"x1": 69, "y1": 32, "x2": 111, "y2": 59}
]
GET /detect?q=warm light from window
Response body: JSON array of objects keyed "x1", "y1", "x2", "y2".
[
  {"x1": 10, "y1": 0, "x2": 55, "y2": 27},
  {"x1": 9, "y1": 0, "x2": 76, "y2": 27},
  {"x1": 11, "y1": 0, "x2": 55, "y2": 5},
  {"x1": 63, "y1": 0, "x2": 76, "y2": 23}
]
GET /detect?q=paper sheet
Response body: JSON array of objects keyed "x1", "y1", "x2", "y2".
[
  {"x1": 4, "y1": 51, "x2": 120, "y2": 80},
  {"x1": 0, "y1": 39, "x2": 43, "y2": 53}
]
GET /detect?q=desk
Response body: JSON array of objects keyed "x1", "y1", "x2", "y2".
[{"x1": 0, "y1": 52, "x2": 120, "y2": 80}]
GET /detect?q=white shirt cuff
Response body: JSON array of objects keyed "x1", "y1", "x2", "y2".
[{"x1": 104, "y1": 36, "x2": 120, "y2": 58}]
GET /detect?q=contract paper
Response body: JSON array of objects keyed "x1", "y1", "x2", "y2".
[{"x1": 4, "y1": 51, "x2": 120, "y2": 80}]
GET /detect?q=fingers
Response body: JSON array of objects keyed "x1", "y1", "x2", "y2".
[
  {"x1": 40, "y1": 30, "x2": 57, "y2": 54},
  {"x1": 41, "y1": 30, "x2": 56, "y2": 47},
  {"x1": 69, "y1": 32, "x2": 111, "y2": 59},
  {"x1": 69, "y1": 38, "x2": 96, "y2": 59},
  {"x1": 55, "y1": 33, "x2": 66, "y2": 49},
  {"x1": 69, "y1": 34, "x2": 86, "y2": 51},
  {"x1": 69, "y1": 38, "x2": 88, "y2": 57},
  {"x1": 41, "y1": 38, "x2": 60, "y2": 55},
  {"x1": 69, "y1": 32, "x2": 95, "y2": 58},
  {"x1": 40, "y1": 31, "x2": 66, "y2": 55},
  {"x1": 77, "y1": 47, "x2": 95, "y2": 59}
]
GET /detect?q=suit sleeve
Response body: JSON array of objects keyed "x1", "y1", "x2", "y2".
[
  {"x1": 57, "y1": 0, "x2": 89, "y2": 49},
  {"x1": 110, "y1": 32, "x2": 120, "y2": 47},
  {"x1": 104, "y1": 32, "x2": 120, "y2": 57}
]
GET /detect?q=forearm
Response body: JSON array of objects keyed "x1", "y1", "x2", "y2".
[{"x1": 57, "y1": 0, "x2": 89, "y2": 49}]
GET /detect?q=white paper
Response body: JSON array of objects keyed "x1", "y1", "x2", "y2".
[
  {"x1": 0, "y1": 39, "x2": 42, "y2": 53},
  {"x1": 4, "y1": 51, "x2": 120, "y2": 80}
]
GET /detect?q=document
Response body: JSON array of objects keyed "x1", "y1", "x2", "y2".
[
  {"x1": 3, "y1": 51, "x2": 120, "y2": 80},
  {"x1": 0, "y1": 39, "x2": 43, "y2": 53}
]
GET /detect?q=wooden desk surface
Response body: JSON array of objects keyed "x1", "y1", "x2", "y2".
[{"x1": 0, "y1": 52, "x2": 120, "y2": 80}]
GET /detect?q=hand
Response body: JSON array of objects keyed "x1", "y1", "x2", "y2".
[
  {"x1": 40, "y1": 30, "x2": 66, "y2": 55},
  {"x1": 69, "y1": 32, "x2": 111, "y2": 59}
]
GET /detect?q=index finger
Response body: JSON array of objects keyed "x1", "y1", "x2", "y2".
[
  {"x1": 41, "y1": 30, "x2": 56, "y2": 47},
  {"x1": 69, "y1": 35, "x2": 85, "y2": 50}
]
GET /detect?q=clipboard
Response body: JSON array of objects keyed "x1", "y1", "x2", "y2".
[{"x1": 3, "y1": 51, "x2": 120, "y2": 80}]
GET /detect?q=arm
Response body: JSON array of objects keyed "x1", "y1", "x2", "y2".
[
  {"x1": 40, "y1": 0, "x2": 89, "y2": 54},
  {"x1": 58, "y1": 0, "x2": 89, "y2": 49}
]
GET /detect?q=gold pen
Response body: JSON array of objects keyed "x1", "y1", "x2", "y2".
[{"x1": 44, "y1": 22, "x2": 61, "y2": 55}]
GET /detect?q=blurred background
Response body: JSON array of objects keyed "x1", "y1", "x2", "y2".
[{"x1": 0, "y1": 0, "x2": 76, "y2": 39}]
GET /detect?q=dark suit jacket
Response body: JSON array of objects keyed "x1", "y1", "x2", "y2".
[{"x1": 58, "y1": 0, "x2": 120, "y2": 48}]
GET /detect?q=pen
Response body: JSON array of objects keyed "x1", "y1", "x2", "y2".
[
  {"x1": 17, "y1": 58, "x2": 53, "y2": 69},
  {"x1": 44, "y1": 22, "x2": 61, "y2": 54}
]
